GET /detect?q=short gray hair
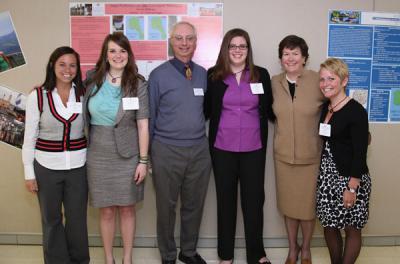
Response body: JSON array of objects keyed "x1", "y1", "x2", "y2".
[{"x1": 169, "y1": 21, "x2": 197, "y2": 38}]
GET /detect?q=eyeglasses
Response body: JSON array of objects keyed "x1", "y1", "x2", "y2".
[
  {"x1": 172, "y1": 35, "x2": 196, "y2": 43},
  {"x1": 229, "y1": 44, "x2": 248, "y2": 51}
]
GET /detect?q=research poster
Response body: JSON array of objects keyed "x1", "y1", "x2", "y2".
[
  {"x1": 328, "y1": 10, "x2": 400, "y2": 123},
  {"x1": 69, "y1": 2, "x2": 223, "y2": 79}
]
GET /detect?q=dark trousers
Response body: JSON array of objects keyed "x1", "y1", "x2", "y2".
[
  {"x1": 211, "y1": 147, "x2": 266, "y2": 263},
  {"x1": 151, "y1": 139, "x2": 211, "y2": 261},
  {"x1": 34, "y1": 160, "x2": 90, "y2": 264}
]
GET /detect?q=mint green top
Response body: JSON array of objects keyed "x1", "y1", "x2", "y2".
[{"x1": 88, "y1": 80, "x2": 122, "y2": 126}]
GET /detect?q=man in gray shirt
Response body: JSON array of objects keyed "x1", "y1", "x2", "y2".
[{"x1": 148, "y1": 21, "x2": 211, "y2": 264}]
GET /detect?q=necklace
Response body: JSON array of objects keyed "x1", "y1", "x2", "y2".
[
  {"x1": 108, "y1": 71, "x2": 122, "y2": 83},
  {"x1": 329, "y1": 96, "x2": 348, "y2": 113},
  {"x1": 234, "y1": 69, "x2": 244, "y2": 75},
  {"x1": 232, "y1": 67, "x2": 245, "y2": 75}
]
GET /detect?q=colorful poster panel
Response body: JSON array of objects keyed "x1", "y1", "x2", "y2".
[
  {"x1": 0, "y1": 11, "x2": 26, "y2": 74},
  {"x1": 70, "y1": 2, "x2": 223, "y2": 79},
  {"x1": 328, "y1": 10, "x2": 400, "y2": 123},
  {"x1": 0, "y1": 85, "x2": 26, "y2": 148}
]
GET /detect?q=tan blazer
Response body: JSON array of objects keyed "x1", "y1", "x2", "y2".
[
  {"x1": 83, "y1": 79, "x2": 149, "y2": 158},
  {"x1": 271, "y1": 69, "x2": 325, "y2": 164}
]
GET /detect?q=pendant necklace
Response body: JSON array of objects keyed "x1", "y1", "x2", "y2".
[
  {"x1": 233, "y1": 68, "x2": 244, "y2": 75},
  {"x1": 108, "y1": 71, "x2": 122, "y2": 83},
  {"x1": 329, "y1": 96, "x2": 348, "y2": 113}
]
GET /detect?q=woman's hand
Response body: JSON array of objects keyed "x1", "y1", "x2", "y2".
[
  {"x1": 343, "y1": 189, "x2": 356, "y2": 208},
  {"x1": 25, "y1": 180, "x2": 38, "y2": 193},
  {"x1": 133, "y1": 163, "x2": 147, "y2": 185},
  {"x1": 348, "y1": 177, "x2": 360, "y2": 190},
  {"x1": 343, "y1": 177, "x2": 360, "y2": 208}
]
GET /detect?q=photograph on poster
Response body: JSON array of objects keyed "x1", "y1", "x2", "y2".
[
  {"x1": 0, "y1": 85, "x2": 26, "y2": 148},
  {"x1": 330, "y1": 10, "x2": 361, "y2": 24},
  {"x1": 70, "y1": 3, "x2": 93, "y2": 16},
  {"x1": 0, "y1": 11, "x2": 26, "y2": 74},
  {"x1": 112, "y1": 15, "x2": 124, "y2": 32}
]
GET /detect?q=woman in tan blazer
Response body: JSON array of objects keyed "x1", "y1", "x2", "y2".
[{"x1": 271, "y1": 35, "x2": 324, "y2": 264}]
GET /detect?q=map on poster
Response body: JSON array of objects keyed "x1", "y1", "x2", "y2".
[
  {"x1": 328, "y1": 10, "x2": 400, "y2": 123},
  {"x1": 69, "y1": 2, "x2": 223, "y2": 79}
]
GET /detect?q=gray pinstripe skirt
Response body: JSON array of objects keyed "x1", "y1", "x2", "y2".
[{"x1": 87, "y1": 125, "x2": 144, "y2": 208}]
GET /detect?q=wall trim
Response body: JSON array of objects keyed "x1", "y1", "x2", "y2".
[{"x1": 1, "y1": 234, "x2": 399, "y2": 247}]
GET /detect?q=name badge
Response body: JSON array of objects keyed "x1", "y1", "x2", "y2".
[
  {"x1": 250, "y1": 83, "x2": 264, "y2": 94},
  {"x1": 122, "y1": 97, "x2": 139, "y2": 110},
  {"x1": 67, "y1": 102, "x2": 82, "y2": 113},
  {"x1": 193, "y1": 88, "x2": 204, "y2": 96},
  {"x1": 319, "y1": 123, "x2": 331, "y2": 137}
]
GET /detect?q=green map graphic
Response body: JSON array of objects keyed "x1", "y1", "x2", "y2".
[
  {"x1": 128, "y1": 17, "x2": 144, "y2": 40},
  {"x1": 151, "y1": 17, "x2": 166, "y2": 39}
]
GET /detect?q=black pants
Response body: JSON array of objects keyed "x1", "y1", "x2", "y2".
[
  {"x1": 34, "y1": 160, "x2": 90, "y2": 264},
  {"x1": 211, "y1": 147, "x2": 266, "y2": 263}
]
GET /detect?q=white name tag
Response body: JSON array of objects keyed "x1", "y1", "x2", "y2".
[
  {"x1": 250, "y1": 83, "x2": 264, "y2": 94},
  {"x1": 122, "y1": 97, "x2": 139, "y2": 110},
  {"x1": 193, "y1": 88, "x2": 204, "y2": 96},
  {"x1": 67, "y1": 102, "x2": 82, "y2": 113},
  {"x1": 319, "y1": 123, "x2": 331, "y2": 137}
]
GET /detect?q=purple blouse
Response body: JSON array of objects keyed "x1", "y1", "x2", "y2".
[{"x1": 214, "y1": 71, "x2": 261, "y2": 152}]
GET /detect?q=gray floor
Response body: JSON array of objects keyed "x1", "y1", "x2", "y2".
[{"x1": 0, "y1": 245, "x2": 400, "y2": 263}]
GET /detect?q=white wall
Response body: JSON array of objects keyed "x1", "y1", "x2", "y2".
[{"x1": 0, "y1": 0, "x2": 399, "y2": 246}]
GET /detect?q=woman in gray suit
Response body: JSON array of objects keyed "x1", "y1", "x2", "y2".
[{"x1": 83, "y1": 32, "x2": 149, "y2": 264}]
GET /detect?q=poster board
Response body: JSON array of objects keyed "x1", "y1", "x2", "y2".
[
  {"x1": 328, "y1": 10, "x2": 400, "y2": 123},
  {"x1": 70, "y1": 2, "x2": 223, "y2": 79}
]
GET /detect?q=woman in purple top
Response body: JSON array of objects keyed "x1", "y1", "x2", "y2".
[{"x1": 204, "y1": 28, "x2": 275, "y2": 264}]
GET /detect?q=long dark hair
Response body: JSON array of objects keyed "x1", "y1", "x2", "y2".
[
  {"x1": 211, "y1": 28, "x2": 259, "y2": 82},
  {"x1": 89, "y1": 32, "x2": 143, "y2": 96},
  {"x1": 41, "y1": 46, "x2": 84, "y2": 96}
]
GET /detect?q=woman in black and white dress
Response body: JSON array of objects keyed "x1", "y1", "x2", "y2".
[{"x1": 317, "y1": 58, "x2": 371, "y2": 264}]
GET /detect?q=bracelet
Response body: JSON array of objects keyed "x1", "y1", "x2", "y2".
[
  {"x1": 139, "y1": 155, "x2": 149, "y2": 161},
  {"x1": 138, "y1": 159, "x2": 148, "y2": 165}
]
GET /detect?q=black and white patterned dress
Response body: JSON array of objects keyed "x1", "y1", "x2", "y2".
[{"x1": 316, "y1": 141, "x2": 371, "y2": 229}]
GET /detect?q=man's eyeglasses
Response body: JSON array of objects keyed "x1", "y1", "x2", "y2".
[
  {"x1": 172, "y1": 35, "x2": 196, "y2": 43},
  {"x1": 229, "y1": 44, "x2": 248, "y2": 51}
]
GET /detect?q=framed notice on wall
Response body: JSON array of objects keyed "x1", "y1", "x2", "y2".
[
  {"x1": 70, "y1": 2, "x2": 223, "y2": 79},
  {"x1": 328, "y1": 10, "x2": 400, "y2": 123}
]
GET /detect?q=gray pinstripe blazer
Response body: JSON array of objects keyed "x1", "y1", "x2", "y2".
[{"x1": 83, "y1": 78, "x2": 149, "y2": 158}]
